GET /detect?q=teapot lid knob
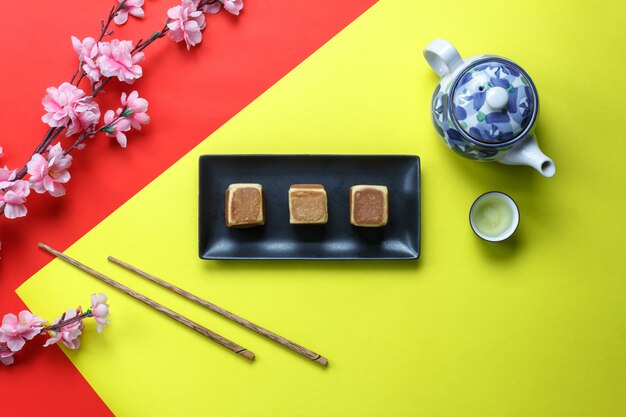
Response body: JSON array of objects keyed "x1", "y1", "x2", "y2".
[
  {"x1": 486, "y1": 86, "x2": 509, "y2": 110},
  {"x1": 450, "y1": 59, "x2": 538, "y2": 145}
]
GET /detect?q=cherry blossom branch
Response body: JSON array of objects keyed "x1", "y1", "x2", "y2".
[
  {"x1": 69, "y1": 60, "x2": 84, "y2": 85},
  {"x1": 74, "y1": 8, "x2": 121, "y2": 87},
  {"x1": 132, "y1": 23, "x2": 171, "y2": 55},
  {"x1": 14, "y1": 2, "x2": 128, "y2": 181},
  {"x1": 100, "y1": 3, "x2": 127, "y2": 44},
  {"x1": 22, "y1": 3, "x2": 128, "y2": 171},
  {"x1": 43, "y1": 309, "x2": 93, "y2": 332},
  {"x1": 3, "y1": 8, "x2": 144, "y2": 194},
  {"x1": 72, "y1": 1, "x2": 124, "y2": 82},
  {"x1": 0, "y1": 294, "x2": 110, "y2": 366},
  {"x1": 0, "y1": 309, "x2": 93, "y2": 350},
  {"x1": 64, "y1": 107, "x2": 128, "y2": 155},
  {"x1": 0, "y1": 0, "x2": 244, "y2": 225}
]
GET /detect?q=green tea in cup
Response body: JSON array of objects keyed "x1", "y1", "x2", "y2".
[{"x1": 470, "y1": 192, "x2": 519, "y2": 242}]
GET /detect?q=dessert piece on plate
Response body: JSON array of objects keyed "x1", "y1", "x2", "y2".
[
  {"x1": 288, "y1": 184, "x2": 328, "y2": 224},
  {"x1": 350, "y1": 185, "x2": 388, "y2": 227},
  {"x1": 225, "y1": 183, "x2": 265, "y2": 228}
]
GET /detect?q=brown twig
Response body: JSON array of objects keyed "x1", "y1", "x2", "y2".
[
  {"x1": 100, "y1": 2, "x2": 127, "y2": 43},
  {"x1": 69, "y1": 60, "x2": 83, "y2": 85},
  {"x1": 64, "y1": 107, "x2": 127, "y2": 155},
  {"x1": 43, "y1": 309, "x2": 91, "y2": 332},
  {"x1": 132, "y1": 23, "x2": 170, "y2": 55}
]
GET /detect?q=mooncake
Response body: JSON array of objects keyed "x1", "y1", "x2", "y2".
[
  {"x1": 350, "y1": 185, "x2": 388, "y2": 227},
  {"x1": 289, "y1": 184, "x2": 328, "y2": 224},
  {"x1": 225, "y1": 183, "x2": 265, "y2": 228}
]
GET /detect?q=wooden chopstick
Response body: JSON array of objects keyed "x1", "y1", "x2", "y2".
[
  {"x1": 108, "y1": 256, "x2": 329, "y2": 366},
  {"x1": 38, "y1": 243, "x2": 254, "y2": 361}
]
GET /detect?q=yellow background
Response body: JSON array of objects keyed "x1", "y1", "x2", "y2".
[{"x1": 18, "y1": 0, "x2": 626, "y2": 416}]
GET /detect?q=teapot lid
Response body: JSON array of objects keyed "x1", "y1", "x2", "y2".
[{"x1": 450, "y1": 58, "x2": 537, "y2": 145}]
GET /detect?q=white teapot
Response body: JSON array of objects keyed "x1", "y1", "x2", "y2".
[{"x1": 423, "y1": 39, "x2": 555, "y2": 177}]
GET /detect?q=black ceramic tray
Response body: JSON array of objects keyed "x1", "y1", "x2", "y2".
[{"x1": 199, "y1": 155, "x2": 420, "y2": 260}]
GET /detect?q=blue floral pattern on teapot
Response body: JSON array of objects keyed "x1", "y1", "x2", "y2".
[
  {"x1": 424, "y1": 39, "x2": 555, "y2": 177},
  {"x1": 452, "y1": 61, "x2": 534, "y2": 144}
]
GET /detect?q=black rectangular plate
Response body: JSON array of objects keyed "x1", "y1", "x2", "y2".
[{"x1": 199, "y1": 155, "x2": 420, "y2": 260}]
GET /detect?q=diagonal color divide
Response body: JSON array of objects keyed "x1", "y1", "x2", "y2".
[{"x1": 17, "y1": 0, "x2": 626, "y2": 416}]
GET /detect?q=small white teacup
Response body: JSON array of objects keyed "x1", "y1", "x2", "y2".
[{"x1": 470, "y1": 192, "x2": 520, "y2": 242}]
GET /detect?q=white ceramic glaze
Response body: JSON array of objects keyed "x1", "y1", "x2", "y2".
[{"x1": 424, "y1": 39, "x2": 555, "y2": 178}]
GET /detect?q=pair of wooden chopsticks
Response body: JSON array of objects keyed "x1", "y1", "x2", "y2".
[{"x1": 39, "y1": 243, "x2": 328, "y2": 365}]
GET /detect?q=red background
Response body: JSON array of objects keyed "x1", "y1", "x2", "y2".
[{"x1": 0, "y1": 1, "x2": 376, "y2": 415}]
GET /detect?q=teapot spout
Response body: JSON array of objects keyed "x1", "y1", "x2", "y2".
[{"x1": 496, "y1": 135, "x2": 556, "y2": 178}]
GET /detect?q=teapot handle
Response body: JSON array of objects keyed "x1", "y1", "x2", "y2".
[{"x1": 423, "y1": 39, "x2": 463, "y2": 78}]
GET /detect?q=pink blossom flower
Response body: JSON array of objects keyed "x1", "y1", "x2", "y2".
[
  {"x1": 223, "y1": 0, "x2": 243, "y2": 15},
  {"x1": 71, "y1": 36, "x2": 97, "y2": 62},
  {"x1": 27, "y1": 143, "x2": 73, "y2": 197},
  {"x1": 44, "y1": 308, "x2": 84, "y2": 350},
  {"x1": 114, "y1": 0, "x2": 145, "y2": 25},
  {"x1": 41, "y1": 83, "x2": 100, "y2": 136},
  {"x1": 83, "y1": 60, "x2": 101, "y2": 83},
  {"x1": 103, "y1": 110, "x2": 132, "y2": 148},
  {"x1": 91, "y1": 293, "x2": 110, "y2": 333},
  {"x1": 41, "y1": 83, "x2": 84, "y2": 128},
  {"x1": 0, "y1": 311, "x2": 46, "y2": 352},
  {"x1": 121, "y1": 91, "x2": 150, "y2": 130},
  {"x1": 0, "y1": 166, "x2": 16, "y2": 187},
  {"x1": 167, "y1": 0, "x2": 206, "y2": 50},
  {"x1": 0, "y1": 348, "x2": 14, "y2": 366},
  {"x1": 97, "y1": 40, "x2": 144, "y2": 83},
  {"x1": 71, "y1": 97, "x2": 101, "y2": 136},
  {"x1": 71, "y1": 36, "x2": 101, "y2": 82},
  {"x1": 0, "y1": 180, "x2": 30, "y2": 219}
]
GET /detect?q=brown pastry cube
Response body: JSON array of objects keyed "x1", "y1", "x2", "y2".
[
  {"x1": 289, "y1": 184, "x2": 328, "y2": 224},
  {"x1": 350, "y1": 185, "x2": 388, "y2": 227},
  {"x1": 225, "y1": 183, "x2": 265, "y2": 228}
]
